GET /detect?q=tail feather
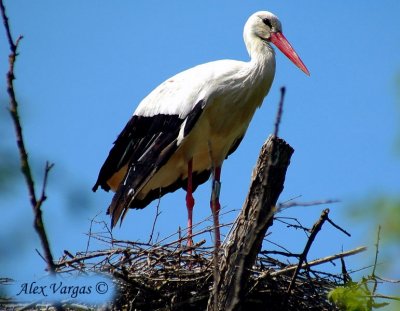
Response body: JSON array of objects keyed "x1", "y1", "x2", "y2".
[{"x1": 108, "y1": 137, "x2": 179, "y2": 228}]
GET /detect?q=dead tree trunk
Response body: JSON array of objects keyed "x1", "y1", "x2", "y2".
[{"x1": 207, "y1": 135, "x2": 294, "y2": 311}]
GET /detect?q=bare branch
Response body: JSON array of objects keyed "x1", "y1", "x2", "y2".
[
  {"x1": 278, "y1": 199, "x2": 340, "y2": 210},
  {"x1": 37, "y1": 161, "x2": 54, "y2": 206},
  {"x1": 273, "y1": 87, "x2": 286, "y2": 138},
  {"x1": 0, "y1": 0, "x2": 57, "y2": 275},
  {"x1": 0, "y1": 0, "x2": 17, "y2": 52},
  {"x1": 326, "y1": 216, "x2": 351, "y2": 237}
]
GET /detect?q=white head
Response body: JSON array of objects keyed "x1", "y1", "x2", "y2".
[{"x1": 244, "y1": 11, "x2": 309, "y2": 76}]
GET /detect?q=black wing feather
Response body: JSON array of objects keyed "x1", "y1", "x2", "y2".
[
  {"x1": 93, "y1": 100, "x2": 207, "y2": 228},
  {"x1": 109, "y1": 130, "x2": 181, "y2": 227},
  {"x1": 92, "y1": 114, "x2": 183, "y2": 192}
]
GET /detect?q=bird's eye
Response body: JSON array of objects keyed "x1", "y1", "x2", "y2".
[{"x1": 262, "y1": 18, "x2": 272, "y2": 28}]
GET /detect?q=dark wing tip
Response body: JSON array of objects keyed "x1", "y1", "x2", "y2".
[
  {"x1": 92, "y1": 184, "x2": 99, "y2": 192},
  {"x1": 107, "y1": 207, "x2": 120, "y2": 230},
  {"x1": 108, "y1": 184, "x2": 131, "y2": 230},
  {"x1": 110, "y1": 211, "x2": 119, "y2": 229},
  {"x1": 92, "y1": 180, "x2": 111, "y2": 193},
  {"x1": 109, "y1": 206, "x2": 125, "y2": 230}
]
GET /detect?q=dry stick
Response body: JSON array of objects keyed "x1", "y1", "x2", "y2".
[
  {"x1": 207, "y1": 87, "x2": 294, "y2": 311},
  {"x1": 56, "y1": 249, "x2": 125, "y2": 268},
  {"x1": 267, "y1": 246, "x2": 367, "y2": 277},
  {"x1": 153, "y1": 206, "x2": 233, "y2": 248},
  {"x1": 85, "y1": 212, "x2": 101, "y2": 255},
  {"x1": 109, "y1": 216, "x2": 224, "y2": 255},
  {"x1": 340, "y1": 254, "x2": 351, "y2": 284},
  {"x1": 56, "y1": 237, "x2": 208, "y2": 269},
  {"x1": 1, "y1": 0, "x2": 57, "y2": 275},
  {"x1": 286, "y1": 208, "x2": 330, "y2": 295},
  {"x1": 278, "y1": 199, "x2": 339, "y2": 210},
  {"x1": 326, "y1": 216, "x2": 351, "y2": 237},
  {"x1": 148, "y1": 197, "x2": 162, "y2": 244},
  {"x1": 273, "y1": 86, "x2": 286, "y2": 137}
]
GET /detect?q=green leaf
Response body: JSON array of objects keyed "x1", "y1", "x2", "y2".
[{"x1": 328, "y1": 285, "x2": 370, "y2": 311}]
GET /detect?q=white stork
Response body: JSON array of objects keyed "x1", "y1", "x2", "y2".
[{"x1": 93, "y1": 11, "x2": 309, "y2": 247}]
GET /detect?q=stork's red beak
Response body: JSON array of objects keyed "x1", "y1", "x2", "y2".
[{"x1": 270, "y1": 32, "x2": 310, "y2": 76}]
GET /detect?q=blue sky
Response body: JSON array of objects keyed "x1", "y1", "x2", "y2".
[{"x1": 1, "y1": 0, "x2": 399, "y2": 303}]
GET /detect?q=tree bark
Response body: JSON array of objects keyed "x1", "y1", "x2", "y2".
[{"x1": 207, "y1": 135, "x2": 294, "y2": 311}]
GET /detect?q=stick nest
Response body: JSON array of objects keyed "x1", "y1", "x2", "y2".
[{"x1": 56, "y1": 218, "x2": 351, "y2": 311}]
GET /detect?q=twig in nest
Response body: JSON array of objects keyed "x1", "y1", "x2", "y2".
[
  {"x1": 286, "y1": 208, "x2": 330, "y2": 295},
  {"x1": 274, "y1": 216, "x2": 311, "y2": 236},
  {"x1": 53, "y1": 219, "x2": 359, "y2": 311},
  {"x1": 326, "y1": 216, "x2": 351, "y2": 237},
  {"x1": 56, "y1": 249, "x2": 124, "y2": 269},
  {"x1": 85, "y1": 211, "x2": 102, "y2": 255},
  {"x1": 148, "y1": 197, "x2": 162, "y2": 244},
  {"x1": 285, "y1": 208, "x2": 354, "y2": 296},
  {"x1": 340, "y1": 255, "x2": 351, "y2": 284},
  {"x1": 268, "y1": 246, "x2": 367, "y2": 277},
  {"x1": 0, "y1": 0, "x2": 57, "y2": 276}
]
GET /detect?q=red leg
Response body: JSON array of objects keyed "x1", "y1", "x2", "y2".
[
  {"x1": 210, "y1": 166, "x2": 221, "y2": 247},
  {"x1": 186, "y1": 159, "x2": 195, "y2": 247}
]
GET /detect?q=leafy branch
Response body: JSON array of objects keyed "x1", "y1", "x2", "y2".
[{"x1": 328, "y1": 226, "x2": 400, "y2": 310}]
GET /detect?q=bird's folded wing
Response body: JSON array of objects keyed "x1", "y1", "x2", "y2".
[
  {"x1": 108, "y1": 132, "x2": 181, "y2": 227},
  {"x1": 96, "y1": 100, "x2": 206, "y2": 228}
]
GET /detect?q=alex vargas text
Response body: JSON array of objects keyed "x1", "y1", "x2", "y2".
[{"x1": 17, "y1": 281, "x2": 92, "y2": 299}]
